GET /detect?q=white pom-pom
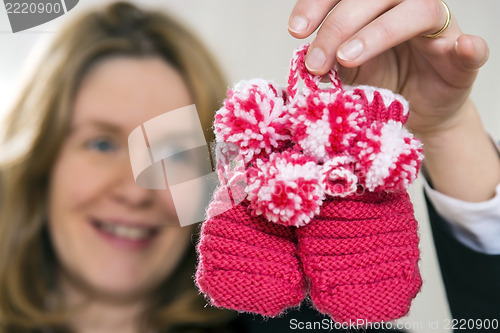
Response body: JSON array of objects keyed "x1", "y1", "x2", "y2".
[
  {"x1": 289, "y1": 89, "x2": 365, "y2": 163},
  {"x1": 246, "y1": 151, "x2": 324, "y2": 227},
  {"x1": 320, "y1": 155, "x2": 358, "y2": 197},
  {"x1": 357, "y1": 120, "x2": 423, "y2": 191},
  {"x1": 214, "y1": 79, "x2": 290, "y2": 165}
]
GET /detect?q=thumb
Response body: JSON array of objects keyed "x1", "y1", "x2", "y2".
[{"x1": 453, "y1": 34, "x2": 489, "y2": 71}]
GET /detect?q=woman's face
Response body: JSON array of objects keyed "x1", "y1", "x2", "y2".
[{"x1": 47, "y1": 57, "x2": 195, "y2": 300}]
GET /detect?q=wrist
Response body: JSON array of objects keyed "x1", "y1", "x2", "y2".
[
  {"x1": 409, "y1": 98, "x2": 476, "y2": 145},
  {"x1": 415, "y1": 100, "x2": 500, "y2": 202}
]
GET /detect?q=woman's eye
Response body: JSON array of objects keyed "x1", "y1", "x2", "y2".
[
  {"x1": 164, "y1": 146, "x2": 189, "y2": 163},
  {"x1": 170, "y1": 150, "x2": 191, "y2": 163},
  {"x1": 86, "y1": 138, "x2": 116, "y2": 153}
]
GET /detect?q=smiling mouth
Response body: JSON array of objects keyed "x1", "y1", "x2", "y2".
[{"x1": 92, "y1": 220, "x2": 159, "y2": 241}]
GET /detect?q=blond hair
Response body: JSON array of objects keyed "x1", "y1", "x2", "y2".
[{"x1": 0, "y1": 2, "x2": 232, "y2": 331}]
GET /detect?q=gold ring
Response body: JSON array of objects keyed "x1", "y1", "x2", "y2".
[{"x1": 424, "y1": 0, "x2": 451, "y2": 38}]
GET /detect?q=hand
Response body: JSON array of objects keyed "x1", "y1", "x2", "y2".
[
  {"x1": 287, "y1": 0, "x2": 489, "y2": 136},
  {"x1": 288, "y1": 0, "x2": 500, "y2": 202}
]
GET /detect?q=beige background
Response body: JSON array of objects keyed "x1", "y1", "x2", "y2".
[{"x1": 1, "y1": 1, "x2": 499, "y2": 332}]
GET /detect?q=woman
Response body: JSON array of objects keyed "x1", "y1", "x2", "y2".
[
  {"x1": 0, "y1": 2, "x2": 236, "y2": 332},
  {"x1": 2, "y1": 1, "x2": 497, "y2": 332}
]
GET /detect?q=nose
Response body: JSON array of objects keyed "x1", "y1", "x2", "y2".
[{"x1": 110, "y1": 159, "x2": 156, "y2": 209}]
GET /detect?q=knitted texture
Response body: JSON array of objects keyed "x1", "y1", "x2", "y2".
[
  {"x1": 196, "y1": 186, "x2": 306, "y2": 316},
  {"x1": 196, "y1": 43, "x2": 423, "y2": 323},
  {"x1": 296, "y1": 191, "x2": 422, "y2": 323}
]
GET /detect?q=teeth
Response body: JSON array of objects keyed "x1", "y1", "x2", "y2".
[{"x1": 99, "y1": 223, "x2": 153, "y2": 241}]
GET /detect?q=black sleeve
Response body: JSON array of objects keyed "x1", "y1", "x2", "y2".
[{"x1": 425, "y1": 192, "x2": 500, "y2": 321}]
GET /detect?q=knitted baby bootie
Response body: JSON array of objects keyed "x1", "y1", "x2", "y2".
[
  {"x1": 287, "y1": 44, "x2": 423, "y2": 323},
  {"x1": 196, "y1": 79, "x2": 307, "y2": 316},
  {"x1": 196, "y1": 185, "x2": 306, "y2": 316},
  {"x1": 296, "y1": 191, "x2": 422, "y2": 323}
]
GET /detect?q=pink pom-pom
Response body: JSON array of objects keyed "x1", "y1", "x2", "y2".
[
  {"x1": 289, "y1": 89, "x2": 365, "y2": 163},
  {"x1": 320, "y1": 155, "x2": 359, "y2": 197},
  {"x1": 355, "y1": 120, "x2": 423, "y2": 191},
  {"x1": 246, "y1": 151, "x2": 324, "y2": 227},
  {"x1": 214, "y1": 79, "x2": 290, "y2": 165}
]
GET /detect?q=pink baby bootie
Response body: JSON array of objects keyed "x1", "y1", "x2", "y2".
[
  {"x1": 196, "y1": 187, "x2": 306, "y2": 316},
  {"x1": 287, "y1": 45, "x2": 423, "y2": 323},
  {"x1": 195, "y1": 80, "x2": 307, "y2": 316},
  {"x1": 296, "y1": 191, "x2": 422, "y2": 323}
]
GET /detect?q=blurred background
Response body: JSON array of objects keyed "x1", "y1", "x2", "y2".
[{"x1": 1, "y1": 1, "x2": 499, "y2": 332}]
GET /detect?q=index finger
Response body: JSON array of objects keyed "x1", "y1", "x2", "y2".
[{"x1": 288, "y1": 0, "x2": 340, "y2": 38}]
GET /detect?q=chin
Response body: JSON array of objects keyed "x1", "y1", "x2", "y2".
[{"x1": 62, "y1": 263, "x2": 166, "y2": 303}]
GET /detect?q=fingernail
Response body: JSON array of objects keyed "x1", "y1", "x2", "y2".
[
  {"x1": 338, "y1": 39, "x2": 364, "y2": 61},
  {"x1": 306, "y1": 47, "x2": 326, "y2": 71},
  {"x1": 289, "y1": 15, "x2": 308, "y2": 33}
]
